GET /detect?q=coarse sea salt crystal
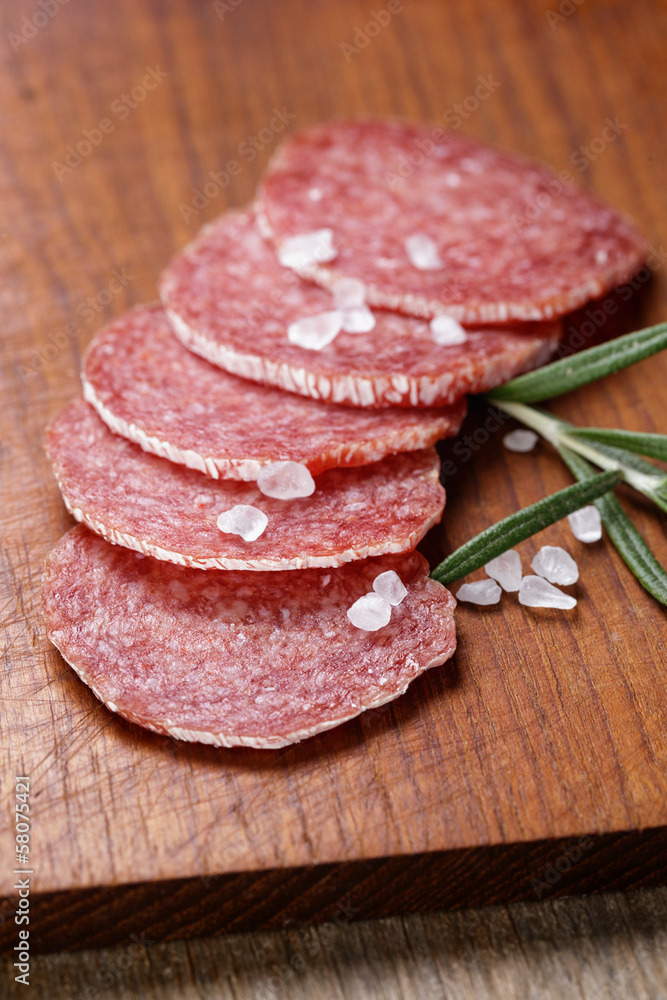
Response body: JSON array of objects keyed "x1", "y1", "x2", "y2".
[
  {"x1": 288, "y1": 310, "x2": 343, "y2": 350},
  {"x1": 531, "y1": 545, "x2": 579, "y2": 585},
  {"x1": 330, "y1": 278, "x2": 375, "y2": 333},
  {"x1": 257, "y1": 461, "x2": 316, "y2": 500},
  {"x1": 216, "y1": 505, "x2": 268, "y2": 541},
  {"x1": 278, "y1": 229, "x2": 337, "y2": 269},
  {"x1": 519, "y1": 575, "x2": 577, "y2": 610},
  {"x1": 405, "y1": 233, "x2": 442, "y2": 270},
  {"x1": 373, "y1": 570, "x2": 407, "y2": 606},
  {"x1": 342, "y1": 305, "x2": 376, "y2": 333},
  {"x1": 347, "y1": 592, "x2": 392, "y2": 631},
  {"x1": 568, "y1": 505, "x2": 602, "y2": 543},
  {"x1": 503, "y1": 429, "x2": 538, "y2": 453},
  {"x1": 484, "y1": 549, "x2": 522, "y2": 592},
  {"x1": 332, "y1": 276, "x2": 366, "y2": 309},
  {"x1": 430, "y1": 315, "x2": 468, "y2": 346},
  {"x1": 456, "y1": 579, "x2": 502, "y2": 606}
]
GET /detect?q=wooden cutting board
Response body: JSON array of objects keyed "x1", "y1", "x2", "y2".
[{"x1": 1, "y1": 0, "x2": 667, "y2": 955}]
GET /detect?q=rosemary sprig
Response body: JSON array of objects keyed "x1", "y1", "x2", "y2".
[
  {"x1": 489, "y1": 400, "x2": 667, "y2": 515},
  {"x1": 559, "y1": 447, "x2": 667, "y2": 606},
  {"x1": 430, "y1": 471, "x2": 621, "y2": 586},
  {"x1": 490, "y1": 321, "x2": 667, "y2": 403},
  {"x1": 436, "y1": 320, "x2": 667, "y2": 605}
]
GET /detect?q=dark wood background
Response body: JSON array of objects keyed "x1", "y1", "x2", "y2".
[
  {"x1": 1, "y1": 0, "x2": 667, "y2": 969},
  {"x1": 3, "y1": 886, "x2": 667, "y2": 1000}
]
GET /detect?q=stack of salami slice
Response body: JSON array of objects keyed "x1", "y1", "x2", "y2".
[{"x1": 43, "y1": 120, "x2": 646, "y2": 749}]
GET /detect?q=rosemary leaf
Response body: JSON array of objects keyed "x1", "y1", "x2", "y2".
[
  {"x1": 430, "y1": 470, "x2": 621, "y2": 586},
  {"x1": 489, "y1": 321, "x2": 667, "y2": 403},
  {"x1": 566, "y1": 438, "x2": 663, "y2": 478},
  {"x1": 568, "y1": 427, "x2": 667, "y2": 463},
  {"x1": 559, "y1": 447, "x2": 667, "y2": 606}
]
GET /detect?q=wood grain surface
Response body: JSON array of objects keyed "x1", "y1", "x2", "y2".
[
  {"x1": 1, "y1": 0, "x2": 667, "y2": 956},
  {"x1": 3, "y1": 887, "x2": 667, "y2": 1000}
]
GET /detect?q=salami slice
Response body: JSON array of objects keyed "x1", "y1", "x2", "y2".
[
  {"x1": 43, "y1": 526, "x2": 457, "y2": 748},
  {"x1": 159, "y1": 208, "x2": 562, "y2": 408},
  {"x1": 257, "y1": 120, "x2": 647, "y2": 323},
  {"x1": 46, "y1": 400, "x2": 446, "y2": 571},
  {"x1": 82, "y1": 304, "x2": 466, "y2": 479}
]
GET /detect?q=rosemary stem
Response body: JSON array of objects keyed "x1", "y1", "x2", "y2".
[
  {"x1": 491, "y1": 399, "x2": 561, "y2": 445},
  {"x1": 491, "y1": 399, "x2": 663, "y2": 501}
]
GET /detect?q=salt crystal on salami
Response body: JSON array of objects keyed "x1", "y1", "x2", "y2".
[
  {"x1": 331, "y1": 277, "x2": 376, "y2": 332},
  {"x1": 46, "y1": 401, "x2": 446, "y2": 571},
  {"x1": 347, "y1": 592, "x2": 392, "y2": 631},
  {"x1": 333, "y1": 277, "x2": 366, "y2": 309},
  {"x1": 287, "y1": 310, "x2": 343, "y2": 350},
  {"x1": 278, "y1": 228, "x2": 337, "y2": 268},
  {"x1": 43, "y1": 527, "x2": 457, "y2": 748},
  {"x1": 82, "y1": 304, "x2": 465, "y2": 477},
  {"x1": 373, "y1": 570, "x2": 407, "y2": 606},
  {"x1": 405, "y1": 233, "x2": 442, "y2": 271},
  {"x1": 258, "y1": 120, "x2": 647, "y2": 323},
  {"x1": 341, "y1": 305, "x2": 375, "y2": 334},
  {"x1": 257, "y1": 461, "x2": 315, "y2": 499},
  {"x1": 430, "y1": 316, "x2": 468, "y2": 346},
  {"x1": 159, "y1": 208, "x2": 562, "y2": 408},
  {"x1": 216, "y1": 505, "x2": 268, "y2": 540}
]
